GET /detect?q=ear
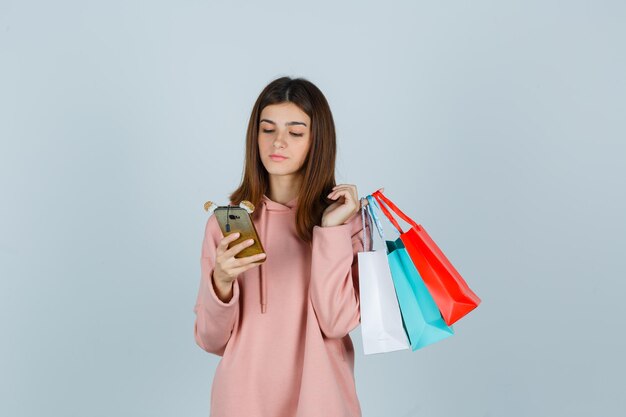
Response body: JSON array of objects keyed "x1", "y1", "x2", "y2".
[
  {"x1": 239, "y1": 200, "x2": 255, "y2": 214},
  {"x1": 203, "y1": 200, "x2": 218, "y2": 216}
]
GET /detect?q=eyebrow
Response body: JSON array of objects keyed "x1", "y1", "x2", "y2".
[{"x1": 260, "y1": 118, "x2": 307, "y2": 127}]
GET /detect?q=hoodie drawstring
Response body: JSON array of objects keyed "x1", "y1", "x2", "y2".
[
  {"x1": 260, "y1": 205, "x2": 268, "y2": 313},
  {"x1": 256, "y1": 194, "x2": 298, "y2": 314}
]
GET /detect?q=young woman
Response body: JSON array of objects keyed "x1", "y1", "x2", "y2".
[{"x1": 193, "y1": 76, "x2": 371, "y2": 417}]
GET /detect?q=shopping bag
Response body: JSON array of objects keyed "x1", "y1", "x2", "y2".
[
  {"x1": 371, "y1": 189, "x2": 481, "y2": 326},
  {"x1": 366, "y1": 195, "x2": 454, "y2": 351},
  {"x1": 357, "y1": 199, "x2": 410, "y2": 355}
]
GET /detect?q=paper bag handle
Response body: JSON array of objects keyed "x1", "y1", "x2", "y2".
[{"x1": 372, "y1": 189, "x2": 422, "y2": 235}]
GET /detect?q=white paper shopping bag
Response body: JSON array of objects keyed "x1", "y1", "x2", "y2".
[{"x1": 357, "y1": 198, "x2": 410, "y2": 355}]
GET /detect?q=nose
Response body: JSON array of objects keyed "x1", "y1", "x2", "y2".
[{"x1": 273, "y1": 132, "x2": 287, "y2": 148}]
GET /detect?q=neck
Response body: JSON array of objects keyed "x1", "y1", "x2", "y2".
[{"x1": 268, "y1": 174, "x2": 303, "y2": 204}]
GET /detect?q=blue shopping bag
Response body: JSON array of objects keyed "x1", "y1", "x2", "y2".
[{"x1": 366, "y1": 195, "x2": 454, "y2": 351}]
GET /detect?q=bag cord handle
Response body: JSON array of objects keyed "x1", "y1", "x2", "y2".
[{"x1": 372, "y1": 189, "x2": 421, "y2": 234}]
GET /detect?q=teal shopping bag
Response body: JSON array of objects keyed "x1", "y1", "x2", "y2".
[{"x1": 366, "y1": 195, "x2": 454, "y2": 351}]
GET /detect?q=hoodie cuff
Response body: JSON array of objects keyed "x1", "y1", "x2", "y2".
[
  {"x1": 207, "y1": 273, "x2": 240, "y2": 307},
  {"x1": 193, "y1": 273, "x2": 240, "y2": 356}
]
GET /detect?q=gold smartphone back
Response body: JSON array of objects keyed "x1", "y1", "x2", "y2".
[{"x1": 214, "y1": 206, "x2": 266, "y2": 261}]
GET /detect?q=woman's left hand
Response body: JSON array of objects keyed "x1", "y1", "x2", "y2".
[{"x1": 321, "y1": 184, "x2": 360, "y2": 227}]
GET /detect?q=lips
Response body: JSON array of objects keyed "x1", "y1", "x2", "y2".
[{"x1": 270, "y1": 155, "x2": 287, "y2": 161}]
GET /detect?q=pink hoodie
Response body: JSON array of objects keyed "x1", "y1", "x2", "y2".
[{"x1": 193, "y1": 193, "x2": 371, "y2": 417}]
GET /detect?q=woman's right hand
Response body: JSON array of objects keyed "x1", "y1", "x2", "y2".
[{"x1": 212, "y1": 232, "x2": 266, "y2": 291}]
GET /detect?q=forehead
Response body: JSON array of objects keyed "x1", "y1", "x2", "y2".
[{"x1": 260, "y1": 102, "x2": 310, "y2": 126}]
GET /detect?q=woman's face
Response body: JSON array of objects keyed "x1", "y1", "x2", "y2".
[{"x1": 258, "y1": 102, "x2": 312, "y2": 175}]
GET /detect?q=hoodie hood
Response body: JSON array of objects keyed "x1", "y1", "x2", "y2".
[
  {"x1": 261, "y1": 193, "x2": 298, "y2": 211},
  {"x1": 256, "y1": 193, "x2": 298, "y2": 313}
]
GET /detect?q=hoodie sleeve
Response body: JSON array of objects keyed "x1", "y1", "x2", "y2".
[
  {"x1": 309, "y1": 207, "x2": 372, "y2": 339},
  {"x1": 193, "y1": 213, "x2": 241, "y2": 356}
]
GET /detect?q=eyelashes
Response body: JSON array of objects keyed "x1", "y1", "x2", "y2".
[{"x1": 262, "y1": 129, "x2": 304, "y2": 137}]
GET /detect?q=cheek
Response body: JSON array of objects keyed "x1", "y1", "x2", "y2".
[
  {"x1": 303, "y1": 138, "x2": 312, "y2": 156},
  {"x1": 258, "y1": 138, "x2": 270, "y2": 152},
  {"x1": 295, "y1": 140, "x2": 310, "y2": 158},
  {"x1": 294, "y1": 150, "x2": 309, "y2": 167}
]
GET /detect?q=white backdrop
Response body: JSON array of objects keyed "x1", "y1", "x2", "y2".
[{"x1": 1, "y1": 1, "x2": 625, "y2": 416}]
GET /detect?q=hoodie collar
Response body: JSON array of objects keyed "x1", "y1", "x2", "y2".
[{"x1": 261, "y1": 193, "x2": 298, "y2": 211}]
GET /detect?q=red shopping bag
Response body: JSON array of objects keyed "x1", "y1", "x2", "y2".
[{"x1": 372, "y1": 189, "x2": 481, "y2": 325}]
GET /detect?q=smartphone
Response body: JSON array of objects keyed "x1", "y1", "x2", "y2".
[{"x1": 214, "y1": 205, "x2": 266, "y2": 262}]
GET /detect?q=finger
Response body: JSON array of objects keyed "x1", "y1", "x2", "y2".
[
  {"x1": 329, "y1": 188, "x2": 360, "y2": 215},
  {"x1": 327, "y1": 189, "x2": 345, "y2": 200},
  {"x1": 327, "y1": 186, "x2": 350, "y2": 198},
  {"x1": 233, "y1": 252, "x2": 267, "y2": 267},
  {"x1": 230, "y1": 258, "x2": 264, "y2": 276},
  {"x1": 329, "y1": 184, "x2": 356, "y2": 197},
  {"x1": 223, "y1": 237, "x2": 257, "y2": 259},
  {"x1": 216, "y1": 232, "x2": 241, "y2": 255},
  {"x1": 222, "y1": 252, "x2": 265, "y2": 276},
  {"x1": 328, "y1": 187, "x2": 356, "y2": 203}
]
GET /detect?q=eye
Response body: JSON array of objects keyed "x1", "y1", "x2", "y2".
[{"x1": 262, "y1": 129, "x2": 304, "y2": 137}]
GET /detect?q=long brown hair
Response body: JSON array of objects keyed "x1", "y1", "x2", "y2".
[{"x1": 228, "y1": 76, "x2": 338, "y2": 244}]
